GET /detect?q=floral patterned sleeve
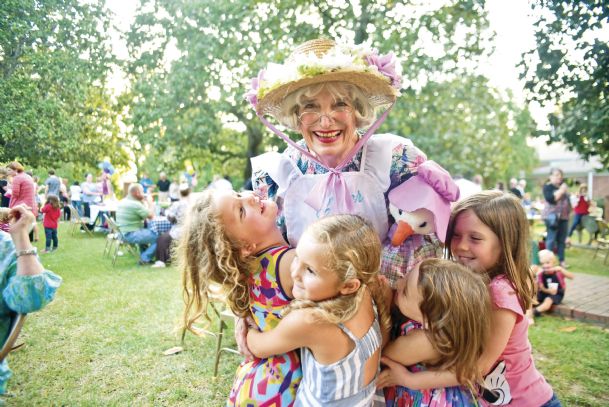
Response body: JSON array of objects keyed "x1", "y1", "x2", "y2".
[
  {"x1": 0, "y1": 232, "x2": 62, "y2": 314},
  {"x1": 252, "y1": 169, "x2": 278, "y2": 201},
  {"x1": 387, "y1": 137, "x2": 428, "y2": 191}
]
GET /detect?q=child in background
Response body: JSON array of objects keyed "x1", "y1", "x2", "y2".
[
  {"x1": 379, "y1": 258, "x2": 491, "y2": 406},
  {"x1": 380, "y1": 191, "x2": 562, "y2": 407},
  {"x1": 533, "y1": 249, "x2": 575, "y2": 317},
  {"x1": 178, "y1": 189, "x2": 302, "y2": 406},
  {"x1": 567, "y1": 184, "x2": 590, "y2": 237},
  {"x1": 40, "y1": 195, "x2": 61, "y2": 253},
  {"x1": 246, "y1": 214, "x2": 390, "y2": 406}
]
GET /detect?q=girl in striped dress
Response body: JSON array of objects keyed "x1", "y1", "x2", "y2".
[
  {"x1": 179, "y1": 189, "x2": 302, "y2": 406},
  {"x1": 246, "y1": 214, "x2": 391, "y2": 406}
]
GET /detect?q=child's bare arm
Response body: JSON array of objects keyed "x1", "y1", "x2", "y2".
[
  {"x1": 559, "y1": 267, "x2": 575, "y2": 279},
  {"x1": 246, "y1": 309, "x2": 314, "y2": 358},
  {"x1": 379, "y1": 308, "x2": 516, "y2": 390},
  {"x1": 382, "y1": 329, "x2": 438, "y2": 366}
]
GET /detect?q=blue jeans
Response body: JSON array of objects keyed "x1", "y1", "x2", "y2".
[
  {"x1": 568, "y1": 213, "x2": 585, "y2": 236},
  {"x1": 545, "y1": 219, "x2": 568, "y2": 262},
  {"x1": 123, "y1": 228, "x2": 158, "y2": 263},
  {"x1": 72, "y1": 200, "x2": 83, "y2": 217},
  {"x1": 44, "y1": 227, "x2": 58, "y2": 250},
  {"x1": 540, "y1": 393, "x2": 562, "y2": 407}
]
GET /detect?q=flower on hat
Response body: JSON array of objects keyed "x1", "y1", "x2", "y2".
[
  {"x1": 245, "y1": 69, "x2": 266, "y2": 108},
  {"x1": 366, "y1": 52, "x2": 401, "y2": 89},
  {"x1": 247, "y1": 39, "x2": 402, "y2": 110}
]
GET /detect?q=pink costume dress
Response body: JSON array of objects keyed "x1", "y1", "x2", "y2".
[{"x1": 228, "y1": 246, "x2": 302, "y2": 406}]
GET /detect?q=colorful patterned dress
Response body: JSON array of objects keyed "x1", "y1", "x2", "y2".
[
  {"x1": 228, "y1": 246, "x2": 302, "y2": 406},
  {"x1": 383, "y1": 320, "x2": 477, "y2": 407}
]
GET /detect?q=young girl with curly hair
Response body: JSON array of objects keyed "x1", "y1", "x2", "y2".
[{"x1": 178, "y1": 188, "x2": 303, "y2": 406}]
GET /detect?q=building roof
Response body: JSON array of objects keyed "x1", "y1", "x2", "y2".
[{"x1": 530, "y1": 137, "x2": 606, "y2": 177}]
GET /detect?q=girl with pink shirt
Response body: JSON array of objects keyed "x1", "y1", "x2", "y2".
[{"x1": 380, "y1": 191, "x2": 561, "y2": 407}]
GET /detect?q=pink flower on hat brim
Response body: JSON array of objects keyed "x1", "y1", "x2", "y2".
[
  {"x1": 366, "y1": 52, "x2": 401, "y2": 89},
  {"x1": 245, "y1": 69, "x2": 266, "y2": 108}
]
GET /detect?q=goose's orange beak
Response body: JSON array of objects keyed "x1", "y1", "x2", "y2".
[{"x1": 391, "y1": 221, "x2": 414, "y2": 246}]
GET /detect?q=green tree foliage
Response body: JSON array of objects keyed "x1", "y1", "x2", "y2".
[
  {"x1": 388, "y1": 75, "x2": 537, "y2": 186},
  {"x1": 0, "y1": 0, "x2": 128, "y2": 170},
  {"x1": 521, "y1": 1, "x2": 609, "y2": 168},
  {"x1": 125, "y1": 0, "x2": 537, "y2": 184},
  {"x1": 125, "y1": 0, "x2": 498, "y2": 183}
]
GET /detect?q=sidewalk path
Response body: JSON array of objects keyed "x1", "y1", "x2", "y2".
[{"x1": 553, "y1": 272, "x2": 609, "y2": 325}]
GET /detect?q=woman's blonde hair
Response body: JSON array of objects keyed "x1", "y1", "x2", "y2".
[
  {"x1": 177, "y1": 190, "x2": 252, "y2": 335},
  {"x1": 284, "y1": 214, "x2": 390, "y2": 335},
  {"x1": 277, "y1": 82, "x2": 377, "y2": 130},
  {"x1": 413, "y1": 258, "x2": 491, "y2": 389},
  {"x1": 446, "y1": 190, "x2": 534, "y2": 312}
]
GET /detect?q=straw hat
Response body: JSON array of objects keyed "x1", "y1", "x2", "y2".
[{"x1": 247, "y1": 38, "x2": 402, "y2": 116}]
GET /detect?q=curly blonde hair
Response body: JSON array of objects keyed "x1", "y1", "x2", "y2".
[
  {"x1": 177, "y1": 190, "x2": 252, "y2": 335},
  {"x1": 414, "y1": 258, "x2": 491, "y2": 389},
  {"x1": 283, "y1": 214, "x2": 390, "y2": 335},
  {"x1": 446, "y1": 191, "x2": 535, "y2": 312}
]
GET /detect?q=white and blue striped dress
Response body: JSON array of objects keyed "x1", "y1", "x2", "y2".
[{"x1": 295, "y1": 306, "x2": 382, "y2": 407}]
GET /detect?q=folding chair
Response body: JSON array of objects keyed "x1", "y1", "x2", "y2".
[
  {"x1": 68, "y1": 204, "x2": 94, "y2": 237},
  {"x1": 181, "y1": 284, "x2": 240, "y2": 377},
  {"x1": 576, "y1": 215, "x2": 599, "y2": 245},
  {"x1": 105, "y1": 217, "x2": 139, "y2": 266},
  {"x1": 0, "y1": 313, "x2": 26, "y2": 362},
  {"x1": 103, "y1": 216, "x2": 120, "y2": 257},
  {"x1": 594, "y1": 237, "x2": 609, "y2": 265}
]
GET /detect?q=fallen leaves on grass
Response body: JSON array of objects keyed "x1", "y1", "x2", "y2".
[
  {"x1": 559, "y1": 326, "x2": 577, "y2": 333},
  {"x1": 163, "y1": 346, "x2": 183, "y2": 356}
]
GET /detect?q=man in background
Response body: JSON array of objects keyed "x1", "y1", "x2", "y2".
[{"x1": 116, "y1": 183, "x2": 157, "y2": 265}]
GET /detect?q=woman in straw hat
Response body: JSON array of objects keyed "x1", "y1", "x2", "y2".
[
  {"x1": 233, "y1": 38, "x2": 458, "y2": 405},
  {"x1": 247, "y1": 38, "x2": 442, "y2": 280}
]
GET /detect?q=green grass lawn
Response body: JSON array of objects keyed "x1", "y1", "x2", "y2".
[{"x1": 3, "y1": 221, "x2": 609, "y2": 405}]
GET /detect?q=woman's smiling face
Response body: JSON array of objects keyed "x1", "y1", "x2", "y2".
[{"x1": 297, "y1": 88, "x2": 358, "y2": 168}]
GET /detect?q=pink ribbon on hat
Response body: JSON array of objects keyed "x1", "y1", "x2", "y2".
[{"x1": 257, "y1": 104, "x2": 394, "y2": 215}]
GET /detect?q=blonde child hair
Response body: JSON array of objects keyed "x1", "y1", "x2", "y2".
[
  {"x1": 283, "y1": 214, "x2": 390, "y2": 334},
  {"x1": 537, "y1": 249, "x2": 557, "y2": 266},
  {"x1": 415, "y1": 259, "x2": 491, "y2": 389},
  {"x1": 446, "y1": 190, "x2": 535, "y2": 312},
  {"x1": 177, "y1": 190, "x2": 252, "y2": 334}
]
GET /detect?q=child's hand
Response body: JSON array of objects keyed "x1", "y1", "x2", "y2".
[
  {"x1": 235, "y1": 316, "x2": 254, "y2": 361},
  {"x1": 377, "y1": 356, "x2": 414, "y2": 389}
]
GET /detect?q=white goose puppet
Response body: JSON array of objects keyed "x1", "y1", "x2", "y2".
[{"x1": 388, "y1": 160, "x2": 460, "y2": 246}]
